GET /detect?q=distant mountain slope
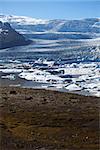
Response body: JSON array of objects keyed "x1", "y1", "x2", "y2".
[
  {"x1": 0, "y1": 15, "x2": 100, "y2": 62},
  {"x1": 0, "y1": 15, "x2": 100, "y2": 33},
  {"x1": 0, "y1": 21, "x2": 32, "y2": 49}
]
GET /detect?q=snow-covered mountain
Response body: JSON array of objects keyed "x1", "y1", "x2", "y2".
[
  {"x1": 0, "y1": 15, "x2": 100, "y2": 40},
  {"x1": 0, "y1": 14, "x2": 100, "y2": 56},
  {"x1": 0, "y1": 15, "x2": 48, "y2": 25}
]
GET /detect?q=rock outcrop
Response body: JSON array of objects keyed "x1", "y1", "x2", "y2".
[{"x1": 0, "y1": 21, "x2": 32, "y2": 49}]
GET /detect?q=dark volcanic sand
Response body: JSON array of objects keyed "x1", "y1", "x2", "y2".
[{"x1": 0, "y1": 87, "x2": 99, "y2": 150}]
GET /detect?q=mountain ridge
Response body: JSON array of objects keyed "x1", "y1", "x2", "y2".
[
  {"x1": 0, "y1": 14, "x2": 100, "y2": 34},
  {"x1": 0, "y1": 21, "x2": 32, "y2": 49}
]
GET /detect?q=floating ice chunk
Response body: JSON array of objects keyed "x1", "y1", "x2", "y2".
[
  {"x1": 94, "y1": 92, "x2": 100, "y2": 97},
  {"x1": 72, "y1": 76, "x2": 86, "y2": 83},
  {"x1": 41, "y1": 85, "x2": 48, "y2": 89},
  {"x1": 43, "y1": 59, "x2": 55, "y2": 67},
  {"x1": 54, "y1": 84, "x2": 64, "y2": 89},
  {"x1": 1, "y1": 74, "x2": 15, "y2": 80},
  {"x1": 79, "y1": 74, "x2": 90, "y2": 80},
  {"x1": 9, "y1": 84, "x2": 21, "y2": 87},
  {"x1": 34, "y1": 58, "x2": 55, "y2": 67},
  {"x1": 0, "y1": 68, "x2": 23, "y2": 73},
  {"x1": 84, "y1": 82, "x2": 100, "y2": 89},
  {"x1": 79, "y1": 62, "x2": 97, "y2": 68},
  {"x1": 86, "y1": 88, "x2": 100, "y2": 97},
  {"x1": 8, "y1": 60, "x2": 21, "y2": 63},
  {"x1": 55, "y1": 67, "x2": 93, "y2": 75},
  {"x1": 34, "y1": 58, "x2": 43, "y2": 64},
  {"x1": 65, "y1": 68, "x2": 93, "y2": 75},
  {"x1": 46, "y1": 74, "x2": 63, "y2": 83},
  {"x1": 19, "y1": 69, "x2": 63, "y2": 84},
  {"x1": 65, "y1": 83, "x2": 82, "y2": 91}
]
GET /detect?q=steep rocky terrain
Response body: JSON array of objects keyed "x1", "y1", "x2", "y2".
[{"x1": 0, "y1": 21, "x2": 32, "y2": 49}]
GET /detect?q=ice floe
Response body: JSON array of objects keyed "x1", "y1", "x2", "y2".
[
  {"x1": 65, "y1": 83, "x2": 82, "y2": 91},
  {"x1": 1, "y1": 74, "x2": 16, "y2": 80},
  {"x1": 0, "y1": 59, "x2": 100, "y2": 97},
  {"x1": 19, "y1": 69, "x2": 63, "y2": 83},
  {"x1": 0, "y1": 68, "x2": 23, "y2": 73}
]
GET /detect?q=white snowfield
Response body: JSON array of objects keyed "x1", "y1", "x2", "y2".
[
  {"x1": 0, "y1": 15, "x2": 48, "y2": 25},
  {"x1": 0, "y1": 15, "x2": 100, "y2": 37},
  {"x1": 0, "y1": 14, "x2": 100, "y2": 28}
]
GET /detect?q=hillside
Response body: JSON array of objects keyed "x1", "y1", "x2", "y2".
[
  {"x1": 0, "y1": 87, "x2": 99, "y2": 150},
  {"x1": 0, "y1": 21, "x2": 32, "y2": 49}
]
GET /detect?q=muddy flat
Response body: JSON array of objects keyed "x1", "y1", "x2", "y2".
[{"x1": 0, "y1": 87, "x2": 99, "y2": 150}]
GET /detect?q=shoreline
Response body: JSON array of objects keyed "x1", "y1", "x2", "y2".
[
  {"x1": 0, "y1": 73, "x2": 99, "y2": 98},
  {"x1": 0, "y1": 86, "x2": 99, "y2": 150},
  {"x1": 1, "y1": 84, "x2": 99, "y2": 98}
]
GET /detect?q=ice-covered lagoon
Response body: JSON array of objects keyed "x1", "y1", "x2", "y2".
[{"x1": 0, "y1": 58, "x2": 100, "y2": 97}]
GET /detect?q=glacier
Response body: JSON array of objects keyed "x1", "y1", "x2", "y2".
[{"x1": 0, "y1": 14, "x2": 100, "y2": 97}]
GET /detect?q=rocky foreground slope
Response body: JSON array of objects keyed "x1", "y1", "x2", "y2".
[
  {"x1": 0, "y1": 87, "x2": 99, "y2": 150},
  {"x1": 0, "y1": 21, "x2": 32, "y2": 49}
]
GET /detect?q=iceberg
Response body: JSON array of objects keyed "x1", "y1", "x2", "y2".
[
  {"x1": 19, "y1": 69, "x2": 63, "y2": 84},
  {"x1": 1, "y1": 74, "x2": 15, "y2": 80},
  {"x1": 0, "y1": 68, "x2": 23, "y2": 73},
  {"x1": 65, "y1": 83, "x2": 82, "y2": 91}
]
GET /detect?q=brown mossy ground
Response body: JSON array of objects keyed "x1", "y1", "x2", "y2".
[{"x1": 0, "y1": 87, "x2": 99, "y2": 150}]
